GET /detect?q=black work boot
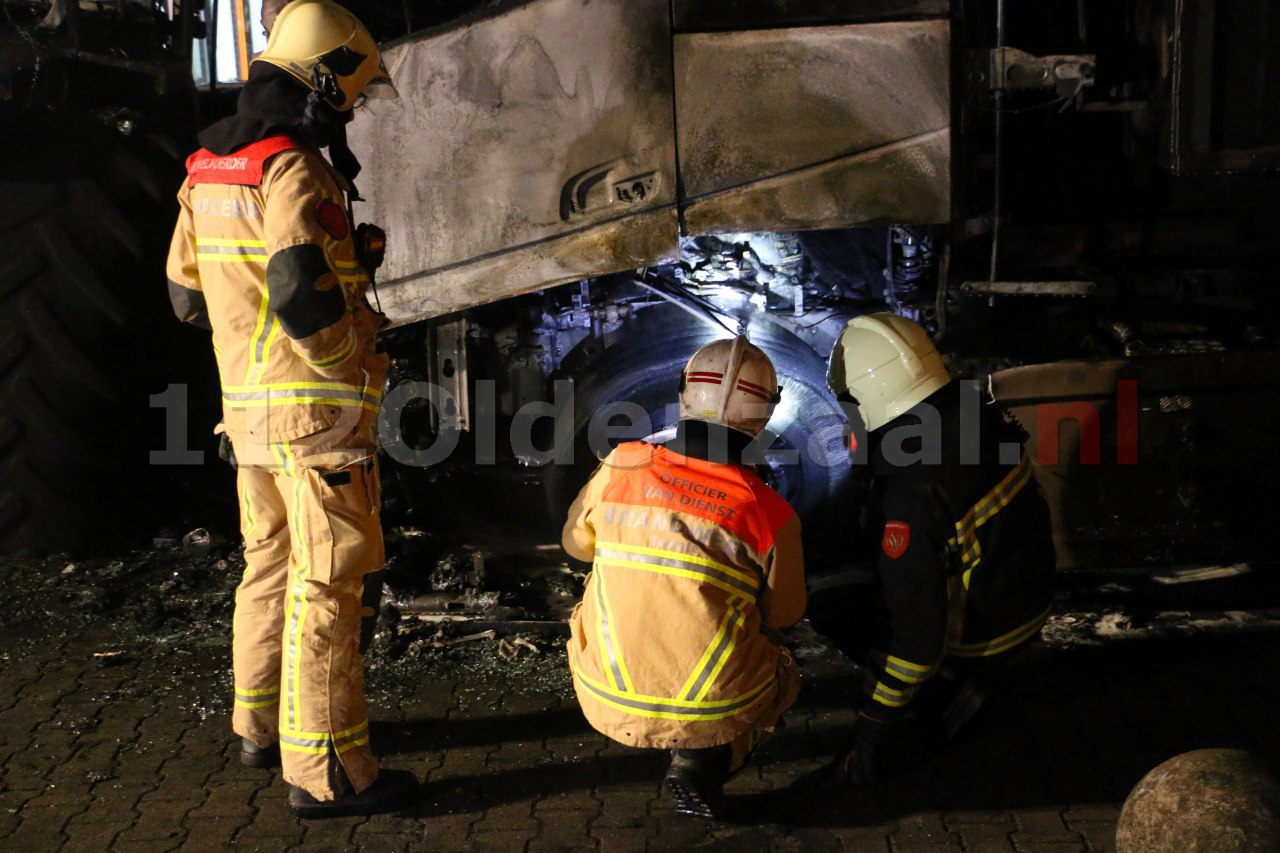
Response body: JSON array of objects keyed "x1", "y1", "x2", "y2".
[
  {"x1": 288, "y1": 767, "x2": 419, "y2": 819},
  {"x1": 663, "y1": 745, "x2": 731, "y2": 818},
  {"x1": 240, "y1": 738, "x2": 280, "y2": 769}
]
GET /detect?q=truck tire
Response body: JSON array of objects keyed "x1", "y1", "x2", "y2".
[
  {"x1": 544, "y1": 305, "x2": 853, "y2": 562},
  {"x1": 0, "y1": 119, "x2": 184, "y2": 554}
]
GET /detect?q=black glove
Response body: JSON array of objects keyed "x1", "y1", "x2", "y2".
[
  {"x1": 218, "y1": 432, "x2": 237, "y2": 470},
  {"x1": 354, "y1": 223, "x2": 386, "y2": 273},
  {"x1": 833, "y1": 708, "x2": 893, "y2": 785}
]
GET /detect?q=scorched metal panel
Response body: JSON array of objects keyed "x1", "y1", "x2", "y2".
[{"x1": 349, "y1": 0, "x2": 677, "y2": 324}]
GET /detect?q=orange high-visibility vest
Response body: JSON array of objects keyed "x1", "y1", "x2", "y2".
[{"x1": 563, "y1": 441, "x2": 805, "y2": 749}]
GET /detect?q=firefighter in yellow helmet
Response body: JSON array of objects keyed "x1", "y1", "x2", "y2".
[
  {"x1": 165, "y1": 0, "x2": 415, "y2": 818},
  {"x1": 562, "y1": 336, "x2": 807, "y2": 818},
  {"x1": 823, "y1": 313, "x2": 1055, "y2": 784}
]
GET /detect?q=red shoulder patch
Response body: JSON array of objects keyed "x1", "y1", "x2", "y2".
[
  {"x1": 881, "y1": 521, "x2": 910, "y2": 559},
  {"x1": 315, "y1": 199, "x2": 349, "y2": 240},
  {"x1": 186, "y1": 135, "x2": 299, "y2": 187}
]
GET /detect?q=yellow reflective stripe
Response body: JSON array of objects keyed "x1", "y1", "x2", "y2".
[
  {"x1": 259, "y1": 318, "x2": 283, "y2": 372},
  {"x1": 195, "y1": 253, "x2": 268, "y2": 262},
  {"x1": 283, "y1": 442, "x2": 305, "y2": 733},
  {"x1": 244, "y1": 290, "x2": 271, "y2": 384},
  {"x1": 234, "y1": 685, "x2": 280, "y2": 710},
  {"x1": 224, "y1": 396, "x2": 380, "y2": 413},
  {"x1": 305, "y1": 329, "x2": 357, "y2": 370},
  {"x1": 279, "y1": 740, "x2": 368, "y2": 755},
  {"x1": 949, "y1": 606, "x2": 1051, "y2": 658},
  {"x1": 272, "y1": 440, "x2": 295, "y2": 477},
  {"x1": 869, "y1": 680, "x2": 916, "y2": 708},
  {"x1": 973, "y1": 457, "x2": 1033, "y2": 527},
  {"x1": 592, "y1": 569, "x2": 634, "y2": 692},
  {"x1": 678, "y1": 602, "x2": 740, "y2": 701},
  {"x1": 196, "y1": 238, "x2": 267, "y2": 247},
  {"x1": 574, "y1": 669, "x2": 772, "y2": 720},
  {"x1": 279, "y1": 722, "x2": 368, "y2": 741},
  {"x1": 952, "y1": 458, "x2": 1032, "y2": 545},
  {"x1": 598, "y1": 541, "x2": 758, "y2": 591},
  {"x1": 223, "y1": 380, "x2": 382, "y2": 398},
  {"x1": 872, "y1": 651, "x2": 938, "y2": 685},
  {"x1": 592, "y1": 573, "x2": 613, "y2": 688},
  {"x1": 693, "y1": 603, "x2": 746, "y2": 702},
  {"x1": 235, "y1": 686, "x2": 279, "y2": 696},
  {"x1": 595, "y1": 557, "x2": 754, "y2": 602},
  {"x1": 950, "y1": 457, "x2": 1033, "y2": 579},
  {"x1": 278, "y1": 719, "x2": 369, "y2": 753},
  {"x1": 336, "y1": 736, "x2": 370, "y2": 754},
  {"x1": 242, "y1": 481, "x2": 256, "y2": 540},
  {"x1": 886, "y1": 654, "x2": 930, "y2": 674}
]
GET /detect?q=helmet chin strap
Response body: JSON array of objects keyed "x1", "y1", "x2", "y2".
[{"x1": 303, "y1": 78, "x2": 364, "y2": 201}]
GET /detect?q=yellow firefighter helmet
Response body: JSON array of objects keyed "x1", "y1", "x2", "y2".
[
  {"x1": 827, "y1": 313, "x2": 949, "y2": 431},
  {"x1": 679, "y1": 336, "x2": 781, "y2": 437},
  {"x1": 254, "y1": 0, "x2": 397, "y2": 112}
]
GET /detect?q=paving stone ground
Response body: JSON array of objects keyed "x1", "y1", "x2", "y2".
[{"x1": 3, "y1": 586, "x2": 1280, "y2": 851}]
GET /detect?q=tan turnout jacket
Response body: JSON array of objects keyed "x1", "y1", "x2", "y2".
[
  {"x1": 563, "y1": 441, "x2": 806, "y2": 750},
  {"x1": 166, "y1": 135, "x2": 385, "y2": 446}
]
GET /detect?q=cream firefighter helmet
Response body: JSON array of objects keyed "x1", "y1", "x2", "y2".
[
  {"x1": 827, "y1": 313, "x2": 949, "y2": 431},
  {"x1": 254, "y1": 0, "x2": 397, "y2": 111},
  {"x1": 679, "y1": 335, "x2": 781, "y2": 437}
]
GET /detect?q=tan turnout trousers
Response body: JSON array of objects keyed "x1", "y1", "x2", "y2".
[{"x1": 231, "y1": 433, "x2": 383, "y2": 798}]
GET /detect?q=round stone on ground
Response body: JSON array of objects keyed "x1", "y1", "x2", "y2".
[{"x1": 1117, "y1": 748, "x2": 1280, "y2": 852}]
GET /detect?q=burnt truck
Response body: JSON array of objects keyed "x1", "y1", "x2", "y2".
[
  {"x1": 3, "y1": 0, "x2": 1279, "y2": 571},
  {"x1": 347, "y1": 0, "x2": 1280, "y2": 571}
]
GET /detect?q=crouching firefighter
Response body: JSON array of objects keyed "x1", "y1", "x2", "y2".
[
  {"x1": 822, "y1": 313, "x2": 1056, "y2": 784},
  {"x1": 164, "y1": 0, "x2": 417, "y2": 818},
  {"x1": 562, "y1": 336, "x2": 807, "y2": 818}
]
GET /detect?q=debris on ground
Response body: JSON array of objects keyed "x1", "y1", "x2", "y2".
[
  {"x1": 430, "y1": 550, "x2": 486, "y2": 591},
  {"x1": 497, "y1": 635, "x2": 542, "y2": 661},
  {"x1": 181, "y1": 528, "x2": 212, "y2": 554},
  {"x1": 430, "y1": 629, "x2": 496, "y2": 648}
]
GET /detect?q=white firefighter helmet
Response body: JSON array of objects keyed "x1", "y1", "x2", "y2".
[
  {"x1": 827, "y1": 313, "x2": 949, "y2": 431},
  {"x1": 254, "y1": 0, "x2": 397, "y2": 112},
  {"x1": 679, "y1": 336, "x2": 781, "y2": 437}
]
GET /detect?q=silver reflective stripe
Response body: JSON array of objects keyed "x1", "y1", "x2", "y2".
[
  {"x1": 882, "y1": 657, "x2": 932, "y2": 684},
  {"x1": 578, "y1": 676, "x2": 771, "y2": 718},
  {"x1": 681, "y1": 601, "x2": 745, "y2": 702},
  {"x1": 870, "y1": 682, "x2": 912, "y2": 708},
  {"x1": 334, "y1": 725, "x2": 368, "y2": 749},
  {"x1": 196, "y1": 244, "x2": 267, "y2": 257},
  {"x1": 596, "y1": 570, "x2": 628, "y2": 691},
  {"x1": 245, "y1": 297, "x2": 273, "y2": 386},
  {"x1": 234, "y1": 689, "x2": 279, "y2": 704},
  {"x1": 594, "y1": 547, "x2": 759, "y2": 601},
  {"x1": 223, "y1": 386, "x2": 369, "y2": 403},
  {"x1": 280, "y1": 732, "x2": 329, "y2": 749}
]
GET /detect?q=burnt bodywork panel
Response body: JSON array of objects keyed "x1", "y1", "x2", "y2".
[{"x1": 350, "y1": 0, "x2": 950, "y2": 324}]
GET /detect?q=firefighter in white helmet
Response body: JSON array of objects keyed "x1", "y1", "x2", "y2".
[
  {"x1": 166, "y1": 0, "x2": 414, "y2": 818},
  {"x1": 821, "y1": 313, "x2": 1055, "y2": 784},
  {"x1": 562, "y1": 335, "x2": 807, "y2": 818}
]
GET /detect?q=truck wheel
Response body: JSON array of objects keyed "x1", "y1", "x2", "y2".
[
  {"x1": 544, "y1": 305, "x2": 853, "y2": 562},
  {"x1": 0, "y1": 119, "x2": 183, "y2": 554}
]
